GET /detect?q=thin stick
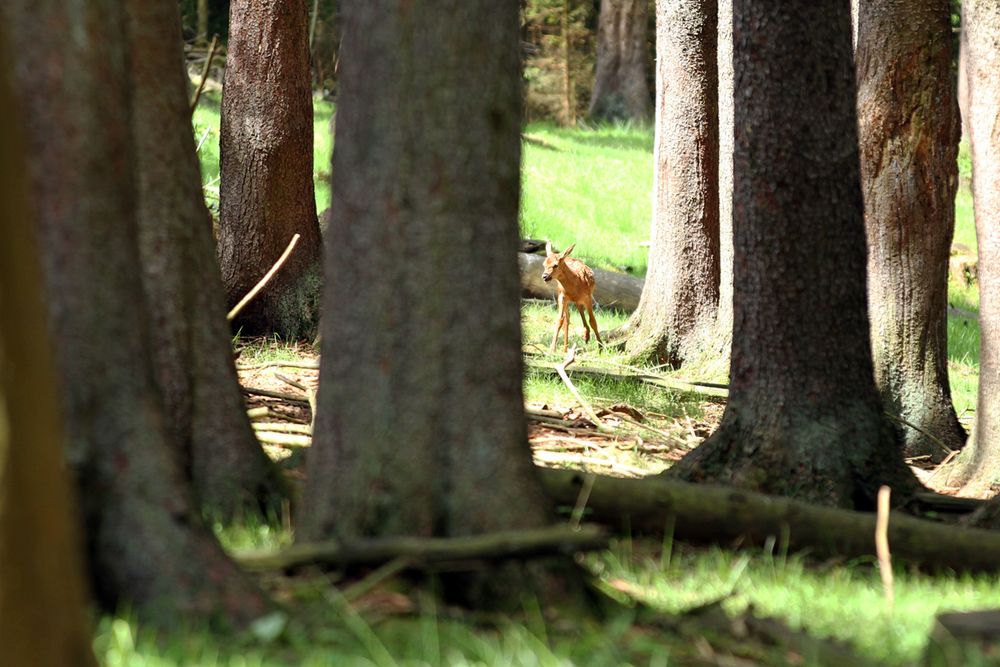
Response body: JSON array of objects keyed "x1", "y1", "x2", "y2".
[
  {"x1": 875, "y1": 485, "x2": 894, "y2": 610},
  {"x1": 255, "y1": 432, "x2": 312, "y2": 448},
  {"x1": 242, "y1": 386, "x2": 310, "y2": 404},
  {"x1": 190, "y1": 34, "x2": 220, "y2": 111},
  {"x1": 882, "y1": 412, "x2": 953, "y2": 456},
  {"x1": 227, "y1": 234, "x2": 301, "y2": 321},
  {"x1": 570, "y1": 473, "x2": 596, "y2": 530},
  {"x1": 237, "y1": 359, "x2": 320, "y2": 371},
  {"x1": 275, "y1": 373, "x2": 308, "y2": 393},
  {"x1": 555, "y1": 345, "x2": 608, "y2": 430},
  {"x1": 252, "y1": 422, "x2": 312, "y2": 435}
]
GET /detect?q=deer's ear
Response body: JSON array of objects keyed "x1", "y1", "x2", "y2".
[
  {"x1": 545, "y1": 240, "x2": 554, "y2": 256},
  {"x1": 561, "y1": 243, "x2": 575, "y2": 257}
]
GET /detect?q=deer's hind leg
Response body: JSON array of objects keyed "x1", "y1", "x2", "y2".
[
  {"x1": 584, "y1": 298, "x2": 602, "y2": 345},
  {"x1": 576, "y1": 303, "x2": 591, "y2": 342}
]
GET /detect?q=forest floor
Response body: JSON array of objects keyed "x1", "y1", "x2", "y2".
[{"x1": 130, "y1": 102, "x2": 999, "y2": 665}]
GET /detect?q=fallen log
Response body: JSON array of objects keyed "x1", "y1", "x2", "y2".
[
  {"x1": 519, "y1": 252, "x2": 643, "y2": 312},
  {"x1": 925, "y1": 610, "x2": 1000, "y2": 665},
  {"x1": 537, "y1": 469, "x2": 1000, "y2": 574},
  {"x1": 233, "y1": 523, "x2": 609, "y2": 572}
]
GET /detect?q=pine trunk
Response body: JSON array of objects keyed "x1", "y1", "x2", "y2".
[
  {"x1": 219, "y1": 0, "x2": 323, "y2": 339},
  {"x1": 5, "y1": 0, "x2": 271, "y2": 626},
  {"x1": 947, "y1": 0, "x2": 1000, "y2": 495},
  {"x1": 302, "y1": 0, "x2": 579, "y2": 609},
  {"x1": 855, "y1": 0, "x2": 965, "y2": 460},
  {"x1": 127, "y1": 0, "x2": 285, "y2": 516},
  {"x1": 622, "y1": 0, "x2": 719, "y2": 366},
  {"x1": 668, "y1": 0, "x2": 920, "y2": 509},
  {"x1": 588, "y1": 0, "x2": 653, "y2": 124},
  {"x1": 0, "y1": 43, "x2": 96, "y2": 667}
]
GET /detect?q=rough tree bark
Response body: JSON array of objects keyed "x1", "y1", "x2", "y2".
[
  {"x1": 715, "y1": 0, "x2": 734, "y2": 357},
  {"x1": 619, "y1": 0, "x2": 719, "y2": 366},
  {"x1": 301, "y1": 0, "x2": 581, "y2": 609},
  {"x1": 668, "y1": 0, "x2": 920, "y2": 509},
  {"x1": 946, "y1": 0, "x2": 1000, "y2": 496},
  {"x1": 855, "y1": 0, "x2": 965, "y2": 460},
  {"x1": 4, "y1": 0, "x2": 271, "y2": 626},
  {"x1": 219, "y1": 0, "x2": 322, "y2": 339},
  {"x1": 588, "y1": 0, "x2": 653, "y2": 124},
  {"x1": 127, "y1": 0, "x2": 285, "y2": 516},
  {"x1": 0, "y1": 38, "x2": 96, "y2": 666}
]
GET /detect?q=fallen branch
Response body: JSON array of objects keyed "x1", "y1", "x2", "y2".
[
  {"x1": 227, "y1": 234, "x2": 301, "y2": 322},
  {"x1": 533, "y1": 450, "x2": 650, "y2": 477},
  {"x1": 524, "y1": 359, "x2": 729, "y2": 399},
  {"x1": 254, "y1": 432, "x2": 311, "y2": 448},
  {"x1": 242, "y1": 386, "x2": 310, "y2": 405},
  {"x1": 252, "y1": 422, "x2": 312, "y2": 435},
  {"x1": 234, "y1": 524, "x2": 609, "y2": 572},
  {"x1": 537, "y1": 469, "x2": 1000, "y2": 574},
  {"x1": 555, "y1": 345, "x2": 608, "y2": 430},
  {"x1": 189, "y1": 34, "x2": 220, "y2": 111},
  {"x1": 236, "y1": 359, "x2": 320, "y2": 372}
]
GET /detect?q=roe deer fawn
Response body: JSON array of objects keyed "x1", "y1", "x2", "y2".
[{"x1": 541, "y1": 241, "x2": 602, "y2": 352}]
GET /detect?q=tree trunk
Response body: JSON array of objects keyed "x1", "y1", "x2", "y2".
[
  {"x1": 620, "y1": 0, "x2": 718, "y2": 367},
  {"x1": 668, "y1": 0, "x2": 920, "y2": 509},
  {"x1": 4, "y1": 0, "x2": 271, "y2": 627},
  {"x1": 588, "y1": 0, "x2": 653, "y2": 124},
  {"x1": 219, "y1": 0, "x2": 323, "y2": 339},
  {"x1": 127, "y1": 0, "x2": 285, "y2": 517},
  {"x1": 947, "y1": 0, "x2": 1000, "y2": 495},
  {"x1": 197, "y1": 0, "x2": 209, "y2": 43},
  {"x1": 855, "y1": 0, "x2": 965, "y2": 461},
  {"x1": 0, "y1": 41, "x2": 96, "y2": 667},
  {"x1": 301, "y1": 0, "x2": 582, "y2": 610},
  {"x1": 715, "y1": 0, "x2": 734, "y2": 354}
]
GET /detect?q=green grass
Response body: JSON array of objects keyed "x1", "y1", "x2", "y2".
[
  {"x1": 521, "y1": 123, "x2": 653, "y2": 275},
  {"x1": 174, "y1": 116, "x2": 990, "y2": 667},
  {"x1": 599, "y1": 543, "x2": 1000, "y2": 666}
]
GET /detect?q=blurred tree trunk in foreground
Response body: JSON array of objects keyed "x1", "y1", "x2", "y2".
[
  {"x1": 219, "y1": 0, "x2": 323, "y2": 339},
  {"x1": 127, "y1": 0, "x2": 285, "y2": 517},
  {"x1": 302, "y1": 0, "x2": 583, "y2": 609},
  {"x1": 0, "y1": 35, "x2": 96, "y2": 667},
  {"x1": 620, "y1": 0, "x2": 718, "y2": 367},
  {"x1": 4, "y1": 0, "x2": 272, "y2": 626},
  {"x1": 947, "y1": 0, "x2": 1000, "y2": 499},
  {"x1": 855, "y1": 0, "x2": 965, "y2": 461},
  {"x1": 668, "y1": 0, "x2": 920, "y2": 509},
  {"x1": 588, "y1": 0, "x2": 653, "y2": 123}
]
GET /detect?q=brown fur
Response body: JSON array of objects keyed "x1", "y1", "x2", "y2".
[{"x1": 541, "y1": 242, "x2": 602, "y2": 352}]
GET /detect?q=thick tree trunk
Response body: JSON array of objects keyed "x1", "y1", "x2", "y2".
[
  {"x1": 302, "y1": 0, "x2": 581, "y2": 609},
  {"x1": 855, "y1": 0, "x2": 965, "y2": 460},
  {"x1": 219, "y1": 0, "x2": 322, "y2": 339},
  {"x1": 127, "y1": 0, "x2": 285, "y2": 516},
  {"x1": 588, "y1": 0, "x2": 653, "y2": 124},
  {"x1": 715, "y1": 0, "x2": 734, "y2": 351},
  {"x1": 947, "y1": 0, "x2": 1000, "y2": 495},
  {"x1": 5, "y1": 0, "x2": 271, "y2": 626},
  {"x1": 0, "y1": 42, "x2": 95, "y2": 667},
  {"x1": 668, "y1": 0, "x2": 919, "y2": 509},
  {"x1": 620, "y1": 0, "x2": 718, "y2": 366}
]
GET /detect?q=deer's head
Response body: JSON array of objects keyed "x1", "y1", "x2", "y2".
[{"x1": 541, "y1": 241, "x2": 575, "y2": 283}]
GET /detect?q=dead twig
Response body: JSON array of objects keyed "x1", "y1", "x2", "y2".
[
  {"x1": 555, "y1": 345, "x2": 610, "y2": 431},
  {"x1": 190, "y1": 34, "x2": 220, "y2": 111},
  {"x1": 227, "y1": 234, "x2": 301, "y2": 322},
  {"x1": 242, "y1": 386, "x2": 310, "y2": 405},
  {"x1": 252, "y1": 422, "x2": 312, "y2": 435},
  {"x1": 255, "y1": 432, "x2": 312, "y2": 448},
  {"x1": 237, "y1": 359, "x2": 320, "y2": 372}
]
